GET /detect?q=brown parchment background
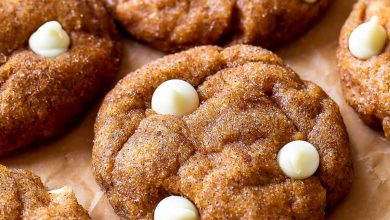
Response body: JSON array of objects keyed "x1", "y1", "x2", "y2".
[{"x1": 1, "y1": 0, "x2": 390, "y2": 219}]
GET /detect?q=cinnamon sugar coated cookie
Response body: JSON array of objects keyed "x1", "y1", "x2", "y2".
[
  {"x1": 103, "y1": 0, "x2": 332, "y2": 52},
  {"x1": 0, "y1": 0, "x2": 120, "y2": 156},
  {"x1": 0, "y1": 164, "x2": 90, "y2": 219},
  {"x1": 93, "y1": 45, "x2": 353, "y2": 219},
  {"x1": 337, "y1": 0, "x2": 390, "y2": 140}
]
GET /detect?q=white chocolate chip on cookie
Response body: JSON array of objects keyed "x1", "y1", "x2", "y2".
[
  {"x1": 349, "y1": 16, "x2": 388, "y2": 60},
  {"x1": 29, "y1": 21, "x2": 71, "y2": 57},
  {"x1": 152, "y1": 79, "x2": 199, "y2": 116},
  {"x1": 49, "y1": 186, "x2": 72, "y2": 195},
  {"x1": 154, "y1": 196, "x2": 199, "y2": 220},
  {"x1": 277, "y1": 140, "x2": 320, "y2": 180}
]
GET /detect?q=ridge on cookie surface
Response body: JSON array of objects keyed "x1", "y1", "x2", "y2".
[{"x1": 92, "y1": 45, "x2": 353, "y2": 219}]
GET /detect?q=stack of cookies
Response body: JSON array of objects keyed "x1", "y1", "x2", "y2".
[{"x1": 0, "y1": 0, "x2": 388, "y2": 219}]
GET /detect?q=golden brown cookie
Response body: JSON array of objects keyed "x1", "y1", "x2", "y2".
[
  {"x1": 0, "y1": 0, "x2": 120, "y2": 156},
  {"x1": 93, "y1": 45, "x2": 353, "y2": 219},
  {"x1": 103, "y1": 0, "x2": 332, "y2": 52},
  {"x1": 337, "y1": 0, "x2": 390, "y2": 140},
  {"x1": 0, "y1": 164, "x2": 90, "y2": 219}
]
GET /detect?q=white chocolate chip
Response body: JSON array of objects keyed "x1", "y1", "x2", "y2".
[
  {"x1": 151, "y1": 79, "x2": 199, "y2": 116},
  {"x1": 48, "y1": 186, "x2": 74, "y2": 203},
  {"x1": 154, "y1": 196, "x2": 199, "y2": 220},
  {"x1": 49, "y1": 186, "x2": 72, "y2": 195},
  {"x1": 348, "y1": 16, "x2": 388, "y2": 60},
  {"x1": 277, "y1": 140, "x2": 320, "y2": 180},
  {"x1": 29, "y1": 21, "x2": 71, "y2": 58},
  {"x1": 303, "y1": 0, "x2": 318, "y2": 3}
]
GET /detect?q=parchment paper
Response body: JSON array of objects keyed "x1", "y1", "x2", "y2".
[{"x1": 2, "y1": 0, "x2": 390, "y2": 219}]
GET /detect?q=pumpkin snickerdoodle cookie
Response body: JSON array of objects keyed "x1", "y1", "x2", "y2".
[
  {"x1": 103, "y1": 0, "x2": 332, "y2": 52},
  {"x1": 0, "y1": 0, "x2": 120, "y2": 156},
  {"x1": 93, "y1": 45, "x2": 353, "y2": 219},
  {"x1": 337, "y1": 0, "x2": 389, "y2": 140}
]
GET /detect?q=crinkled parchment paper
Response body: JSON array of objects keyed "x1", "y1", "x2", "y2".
[{"x1": 2, "y1": 0, "x2": 390, "y2": 219}]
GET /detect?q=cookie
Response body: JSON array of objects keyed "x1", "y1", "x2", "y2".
[
  {"x1": 103, "y1": 0, "x2": 332, "y2": 52},
  {"x1": 337, "y1": 0, "x2": 390, "y2": 140},
  {"x1": 0, "y1": 0, "x2": 120, "y2": 156},
  {"x1": 92, "y1": 45, "x2": 353, "y2": 219},
  {"x1": 0, "y1": 164, "x2": 90, "y2": 219}
]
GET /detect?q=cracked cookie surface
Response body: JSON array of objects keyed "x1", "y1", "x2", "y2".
[
  {"x1": 103, "y1": 0, "x2": 332, "y2": 52},
  {"x1": 337, "y1": 0, "x2": 390, "y2": 140},
  {"x1": 93, "y1": 45, "x2": 353, "y2": 219},
  {"x1": 0, "y1": 0, "x2": 120, "y2": 156},
  {"x1": 0, "y1": 164, "x2": 90, "y2": 219}
]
